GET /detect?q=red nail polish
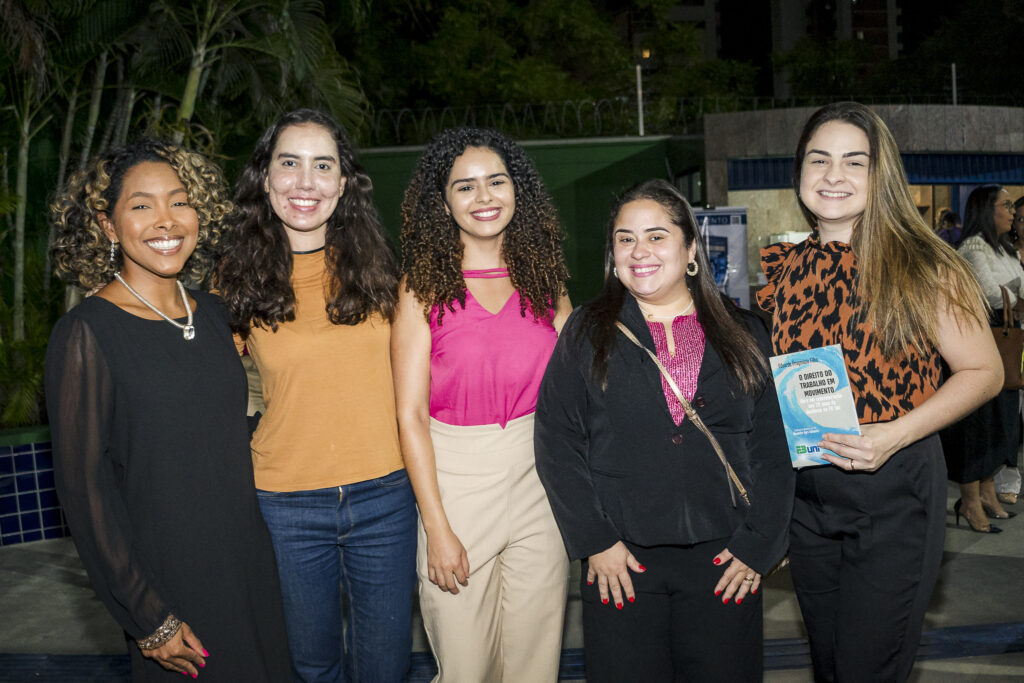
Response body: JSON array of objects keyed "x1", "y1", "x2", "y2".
[
  {"x1": 627, "y1": 596, "x2": 635, "y2": 603},
  {"x1": 751, "y1": 587, "x2": 757, "y2": 595},
  {"x1": 723, "y1": 597, "x2": 730, "y2": 605},
  {"x1": 199, "y1": 662, "x2": 205, "y2": 668},
  {"x1": 615, "y1": 602, "x2": 623, "y2": 609},
  {"x1": 638, "y1": 564, "x2": 646, "y2": 571},
  {"x1": 587, "y1": 579, "x2": 593, "y2": 585},
  {"x1": 713, "y1": 557, "x2": 721, "y2": 565},
  {"x1": 715, "y1": 589, "x2": 722, "y2": 596},
  {"x1": 191, "y1": 675, "x2": 198, "y2": 680},
  {"x1": 180, "y1": 673, "x2": 188, "y2": 677},
  {"x1": 736, "y1": 597, "x2": 743, "y2": 605},
  {"x1": 602, "y1": 598, "x2": 608, "y2": 605},
  {"x1": 201, "y1": 649, "x2": 209, "y2": 657}
]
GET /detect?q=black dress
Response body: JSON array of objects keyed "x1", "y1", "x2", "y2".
[
  {"x1": 44, "y1": 290, "x2": 291, "y2": 682},
  {"x1": 940, "y1": 307, "x2": 1020, "y2": 483}
]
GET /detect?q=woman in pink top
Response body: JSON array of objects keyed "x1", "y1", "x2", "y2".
[{"x1": 392, "y1": 127, "x2": 571, "y2": 682}]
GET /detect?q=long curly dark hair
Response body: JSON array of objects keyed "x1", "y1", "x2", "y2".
[
  {"x1": 581, "y1": 179, "x2": 767, "y2": 394},
  {"x1": 399, "y1": 127, "x2": 567, "y2": 323},
  {"x1": 51, "y1": 139, "x2": 231, "y2": 291},
  {"x1": 216, "y1": 109, "x2": 398, "y2": 338}
]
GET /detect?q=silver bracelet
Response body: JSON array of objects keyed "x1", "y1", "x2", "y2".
[{"x1": 136, "y1": 613, "x2": 182, "y2": 651}]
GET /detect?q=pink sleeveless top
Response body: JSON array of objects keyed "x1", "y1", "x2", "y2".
[{"x1": 429, "y1": 269, "x2": 557, "y2": 427}]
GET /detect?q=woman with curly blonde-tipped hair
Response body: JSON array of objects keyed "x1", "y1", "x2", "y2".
[
  {"x1": 393, "y1": 127, "x2": 571, "y2": 682},
  {"x1": 46, "y1": 139, "x2": 290, "y2": 682}
]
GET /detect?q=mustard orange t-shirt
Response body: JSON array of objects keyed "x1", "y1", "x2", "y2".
[{"x1": 240, "y1": 251, "x2": 403, "y2": 491}]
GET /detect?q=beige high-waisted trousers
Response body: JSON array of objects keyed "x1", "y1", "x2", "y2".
[{"x1": 418, "y1": 414, "x2": 569, "y2": 683}]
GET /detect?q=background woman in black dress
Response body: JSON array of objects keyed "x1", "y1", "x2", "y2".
[
  {"x1": 941, "y1": 184, "x2": 1022, "y2": 531},
  {"x1": 46, "y1": 139, "x2": 290, "y2": 681}
]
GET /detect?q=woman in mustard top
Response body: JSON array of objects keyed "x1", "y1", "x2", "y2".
[{"x1": 216, "y1": 109, "x2": 415, "y2": 683}]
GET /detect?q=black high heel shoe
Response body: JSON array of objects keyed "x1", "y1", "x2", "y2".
[
  {"x1": 954, "y1": 499, "x2": 1003, "y2": 534},
  {"x1": 981, "y1": 502, "x2": 1017, "y2": 520}
]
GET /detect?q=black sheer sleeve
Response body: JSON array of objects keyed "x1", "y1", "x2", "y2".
[{"x1": 44, "y1": 313, "x2": 175, "y2": 640}]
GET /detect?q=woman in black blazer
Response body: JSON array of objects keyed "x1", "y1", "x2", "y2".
[{"x1": 535, "y1": 180, "x2": 794, "y2": 682}]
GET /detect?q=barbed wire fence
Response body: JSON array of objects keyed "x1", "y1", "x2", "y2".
[{"x1": 366, "y1": 94, "x2": 1024, "y2": 147}]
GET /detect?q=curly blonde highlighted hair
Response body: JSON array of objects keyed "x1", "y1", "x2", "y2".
[{"x1": 50, "y1": 139, "x2": 232, "y2": 291}]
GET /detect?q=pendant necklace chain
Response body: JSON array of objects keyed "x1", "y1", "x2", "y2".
[
  {"x1": 639, "y1": 298, "x2": 695, "y2": 321},
  {"x1": 114, "y1": 272, "x2": 195, "y2": 340}
]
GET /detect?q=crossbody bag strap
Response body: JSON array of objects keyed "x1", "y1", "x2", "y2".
[
  {"x1": 1000, "y1": 285, "x2": 1013, "y2": 331},
  {"x1": 616, "y1": 321, "x2": 750, "y2": 508}
]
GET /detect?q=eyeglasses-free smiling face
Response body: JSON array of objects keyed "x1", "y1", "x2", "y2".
[
  {"x1": 799, "y1": 120, "x2": 871, "y2": 241},
  {"x1": 444, "y1": 146, "x2": 515, "y2": 246},
  {"x1": 264, "y1": 122, "x2": 346, "y2": 251},
  {"x1": 612, "y1": 198, "x2": 697, "y2": 308},
  {"x1": 99, "y1": 160, "x2": 199, "y2": 284}
]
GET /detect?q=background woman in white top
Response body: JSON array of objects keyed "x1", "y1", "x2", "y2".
[{"x1": 942, "y1": 184, "x2": 1021, "y2": 531}]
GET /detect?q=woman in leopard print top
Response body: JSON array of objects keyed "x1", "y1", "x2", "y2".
[{"x1": 758, "y1": 102, "x2": 1002, "y2": 683}]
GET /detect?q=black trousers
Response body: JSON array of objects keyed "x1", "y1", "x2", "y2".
[
  {"x1": 581, "y1": 539, "x2": 763, "y2": 682},
  {"x1": 789, "y1": 434, "x2": 946, "y2": 683}
]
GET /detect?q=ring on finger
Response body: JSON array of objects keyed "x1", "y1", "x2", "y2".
[{"x1": 742, "y1": 576, "x2": 754, "y2": 583}]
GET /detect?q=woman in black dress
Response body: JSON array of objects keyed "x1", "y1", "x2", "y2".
[{"x1": 46, "y1": 139, "x2": 290, "y2": 681}]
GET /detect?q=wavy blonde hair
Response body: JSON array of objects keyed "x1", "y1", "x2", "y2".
[
  {"x1": 51, "y1": 139, "x2": 232, "y2": 291},
  {"x1": 794, "y1": 102, "x2": 988, "y2": 358}
]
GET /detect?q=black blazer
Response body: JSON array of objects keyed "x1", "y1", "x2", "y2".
[{"x1": 534, "y1": 295, "x2": 794, "y2": 574}]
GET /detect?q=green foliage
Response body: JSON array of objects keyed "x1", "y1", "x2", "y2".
[
  {"x1": 0, "y1": 0, "x2": 372, "y2": 426},
  {"x1": 773, "y1": 38, "x2": 877, "y2": 98},
  {"x1": 349, "y1": 0, "x2": 633, "y2": 108},
  {"x1": 631, "y1": 0, "x2": 757, "y2": 100},
  {"x1": 0, "y1": 237, "x2": 57, "y2": 427}
]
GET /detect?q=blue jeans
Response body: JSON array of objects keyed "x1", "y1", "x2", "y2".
[{"x1": 257, "y1": 469, "x2": 417, "y2": 683}]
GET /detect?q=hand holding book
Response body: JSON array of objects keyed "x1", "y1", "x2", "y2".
[{"x1": 818, "y1": 421, "x2": 907, "y2": 472}]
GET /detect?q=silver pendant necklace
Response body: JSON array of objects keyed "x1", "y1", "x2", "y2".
[{"x1": 114, "y1": 272, "x2": 195, "y2": 340}]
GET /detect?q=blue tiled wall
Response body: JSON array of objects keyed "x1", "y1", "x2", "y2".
[{"x1": 0, "y1": 440, "x2": 70, "y2": 546}]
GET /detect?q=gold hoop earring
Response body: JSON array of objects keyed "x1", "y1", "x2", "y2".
[{"x1": 686, "y1": 261, "x2": 698, "y2": 276}]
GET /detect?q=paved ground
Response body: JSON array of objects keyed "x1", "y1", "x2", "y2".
[{"x1": 1, "y1": 482, "x2": 1022, "y2": 681}]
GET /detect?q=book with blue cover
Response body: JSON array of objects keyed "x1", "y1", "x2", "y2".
[{"x1": 769, "y1": 345, "x2": 861, "y2": 469}]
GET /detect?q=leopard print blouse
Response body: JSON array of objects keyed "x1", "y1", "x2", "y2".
[{"x1": 757, "y1": 232, "x2": 941, "y2": 424}]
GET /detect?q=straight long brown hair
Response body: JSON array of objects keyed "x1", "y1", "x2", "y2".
[{"x1": 794, "y1": 102, "x2": 988, "y2": 358}]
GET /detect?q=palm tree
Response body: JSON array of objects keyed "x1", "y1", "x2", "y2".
[
  {"x1": 133, "y1": 0, "x2": 366, "y2": 145},
  {"x1": 0, "y1": 0, "x2": 58, "y2": 341}
]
